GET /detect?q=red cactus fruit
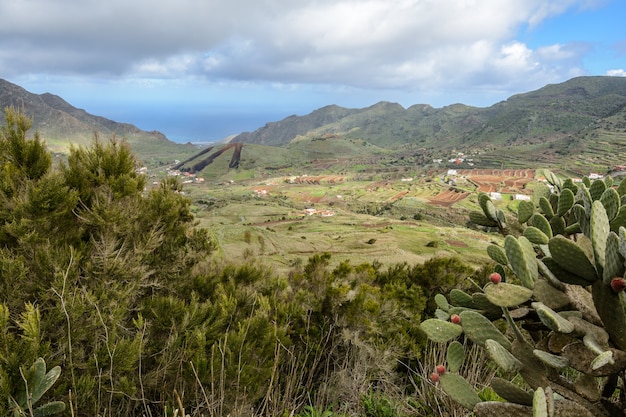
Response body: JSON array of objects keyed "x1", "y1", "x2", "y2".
[
  {"x1": 450, "y1": 314, "x2": 461, "y2": 324},
  {"x1": 611, "y1": 277, "x2": 626, "y2": 293},
  {"x1": 430, "y1": 372, "x2": 440, "y2": 383},
  {"x1": 489, "y1": 272, "x2": 502, "y2": 284},
  {"x1": 436, "y1": 365, "x2": 446, "y2": 375}
]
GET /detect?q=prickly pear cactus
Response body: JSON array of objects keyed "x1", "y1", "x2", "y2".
[
  {"x1": 10, "y1": 357, "x2": 66, "y2": 417},
  {"x1": 420, "y1": 171, "x2": 626, "y2": 417},
  {"x1": 470, "y1": 192, "x2": 508, "y2": 234}
]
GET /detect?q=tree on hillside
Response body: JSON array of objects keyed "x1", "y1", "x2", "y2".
[{"x1": 0, "y1": 106, "x2": 51, "y2": 183}]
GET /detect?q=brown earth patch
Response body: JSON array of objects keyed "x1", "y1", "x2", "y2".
[
  {"x1": 428, "y1": 189, "x2": 471, "y2": 207},
  {"x1": 459, "y1": 169, "x2": 535, "y2": 194},
  {"x1": 388, "y1": 190, "x2": 409, "y2": 202},
  {"x1": 291, "y1": 175, "x2": 345, "y2": 184}
]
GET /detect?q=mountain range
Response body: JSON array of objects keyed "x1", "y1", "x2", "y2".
[
  {"x1": 2, "y1": 76, "x2": 626, "y2": 172},
  {"x1": 232, "y1": 76, "x2": 626, "y2": 149},
  {"x1": 224, "y1": 76, "x2": 626, "y2": 173}
]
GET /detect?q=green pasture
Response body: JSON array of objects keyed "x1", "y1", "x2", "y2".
[{"x1": 190, "y1": 175, "x2": 495, "y2": 274}]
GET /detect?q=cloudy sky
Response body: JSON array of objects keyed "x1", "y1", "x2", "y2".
[{"x1": 1, "y1": 0, "x2": 625, "y2": 142}]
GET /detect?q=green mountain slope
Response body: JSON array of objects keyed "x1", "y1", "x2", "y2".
[
  {"x1": 4, "y1": 76, "x2": 626, "y2": 174},
  {"x1": 232, "y1": 104, "x2": 362, "y2": 146},
  {"x1": 0, "y1": 78, "x2": 196, "y2": 162},
  {"x1": 231, "y1": 76, "x2": 626, "y2": 164}
]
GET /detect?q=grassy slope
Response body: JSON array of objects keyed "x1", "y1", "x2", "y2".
[{"x1": 183, "y1": 172, "x2": 500, "y2": 275}]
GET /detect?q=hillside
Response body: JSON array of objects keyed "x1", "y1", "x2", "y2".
[
  {"x1": 0, "y1": 78, "x2": 197, "y2": 162},
  {"x1": 4, "y1": 76, "x2": 626, "y2": 174},
  {"x1": 226, "y1": 76, "x2": 626, "y2": 173}
]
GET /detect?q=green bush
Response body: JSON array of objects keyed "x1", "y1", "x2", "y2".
[{"x1": 0, "y1": 108, "x2": 484, "y2": 416}]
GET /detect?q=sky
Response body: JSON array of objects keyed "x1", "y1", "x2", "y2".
[{"x1": 1, "y1": 0, "x2": 625, "y2": 143}]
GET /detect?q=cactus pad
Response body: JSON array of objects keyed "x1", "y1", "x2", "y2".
[
  {"x1": 470, "y1": 211, "x2": 498, "y2": 227},
  {"x1": 541, "y1": 257, "x2": 593, "y2": 286},
  {"x1": 505, "y1": 235, "x2": 536, "y2": 288},
  {"x1": 599, "y1": 187, "x2": 620, "y2": 221},
  {"x1": 518, "y1": 200, "x2": 535, "y2": 224},
  {"x1": 538, "y1": 197, "x2": 554, "y2": 219},
  {"x1": 435, "y1": 293, "x2": 450, "y2": 311},
  {"x1": 532, "y1": 302, "x2": 575, "y2": 333},
  {"x1": 564, "y1": 222, "x2": 582, "y2": 235},
  {"x1": 471, "y1": 293, "x2": 504, "y2": 318},
  {"x1": 602, "y1": 231, "x2": 624, "y2": 285},
  {"x1": 549, "y1": 215, "x2": 566, "y2": 236},
  {"x1": 532, "y1": 279, "x2": 570, "y2": 310},
  {"x1": 589, "y1": 179, "x2": 607, "y2": 201},
  {"x1": 486, "y1": 339, "x2": 522, "y2": 372},
  {"x1": 490, "y1": 378, "x2": 533, "y2": 406},
  {"x1": 529, "y1": 214, "x2": 553, "y2": 239},
  {"x1": 556, "y1": 188, "x2": 575, "y2": 216},
  {"x1": 523, "y1": 226, "x2": 549, "y2": 245},
  {"x1": 496, "y1": 210, "x2": 507, "y2": 228},
  {"x1": 438, "y1": 372, "x2": 482, "y2": 411},
  {"x1": 562, "y1": 177, "x2": 578, "y2": 193},
  {"x1": 591, "y1": 350, "x2": 615, "y2": 371},
  {"x1": 487, "y1": 244, "x2": 508, "y2": 265},
  {"x1": 619, "y1": 226, "x2": 626, "y2": 259},
  {"x1": 460, "y1": 310, "x2": 511, "y2": 350},
  {"x1": 548, "y1": 236, "x2": 597, "y2": 282},
  {"x1": 14, "y1": 358, "x2": 65, "y2": 417},
  {"x1": 617, "y1": 178, "x2": 626, "y2": 196},
  {"x1": 544, "y1": 170, "x2": 561, "y2": 188},
  {"x1": 434, "y1": 308, "x2": 450, "y2": 321},
  {"x1": 419, "y1": 318, "x2": 462, "y2": 343},
  {"x1": 590, "y1": 200, "x2": 610, "y2": 271},
  {"x1": 449, "y1": 289, "x2": 475, "y2": 308},
  {"x1": 479, "y1": 193, "x2": 498, "y2": 221},
  {"x1": 577, "y1": 185, "x2": 593, "y2": 215},
  {"x1": 532, "y1": 349, "x2": 569, "y2": 369},
  {"x1": 484, "y1": 282, "x2": 533, "y2": 308},
  {"x1": 610, "y1": 206, "x2": 626, "y2": 233},
  {"x1": 591, "y1": 281, "x2": 626, "y2": 351},
  {"x1": 533, "y1": 387, "x2": 548, "y2": 417},
  {"x1": 473, "y1": 402, "x2": 533, "y2": 417},
  {"x1": 447, "y1": 341, "x2": 464, "y2": 373}
]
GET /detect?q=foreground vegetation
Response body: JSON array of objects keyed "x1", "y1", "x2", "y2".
[
  {"x1": 422, "y1": 173, "x2": 626, "y2": 416},
  {"x1": 1, "y1": 107, "x2": 498, "y2": 416},
  {"x1": 9, "y1": 103, "x2": 626, "y2": 416}
]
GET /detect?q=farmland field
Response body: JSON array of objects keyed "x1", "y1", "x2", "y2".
[{"x1": 161, "y1": 166, "x2": 544, "y2": 273}]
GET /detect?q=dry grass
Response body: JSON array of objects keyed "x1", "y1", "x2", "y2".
[{"x1": 409, "y1": 340, "x2": 497, "y2": 417}]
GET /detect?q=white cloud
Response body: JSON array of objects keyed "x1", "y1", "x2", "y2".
[
  {"x1": 0, "y1": 0, "x2": 612, "y2": 99},
  {"x1": 607, "y1": 69, "x2": 626, "y2": 77}
]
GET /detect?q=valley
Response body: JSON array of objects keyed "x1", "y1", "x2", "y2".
[
  {"x1": 154, "y1": 157, "x2": 546, "y2": 273},
  {"x1": 4, "y1": 76, "x2": 626, "y2": 417}
]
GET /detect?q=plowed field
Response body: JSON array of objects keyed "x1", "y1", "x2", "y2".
[
  {"x1": 428, "y1": 189, "x2": 471, "y2": 207},
  {"x1": 291, "y1": 175, "x2": 345, "y2": 184},
  {"x1": 462, "y1": 169, "x2": 535, "y2": 193},
  {"x1": 428, "y1": 169, "x2": 535, "y2": 206}
]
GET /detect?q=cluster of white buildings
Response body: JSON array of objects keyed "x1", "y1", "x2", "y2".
[
  {"x1": 303, "y1": 208, "x2": 336, "y2": 217},
  {"x1": 166, "y1": 169, "x2": 205, "y2": 184}
]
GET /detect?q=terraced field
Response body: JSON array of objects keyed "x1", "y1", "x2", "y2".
[
  {"x1": 428, "y1": 189, "x2": 471, "y2": 206},
  {"x1": 427, "y1": 169, "x2": 535, "y2": 206},
  {"x1": 462, "y1": 169, "x2": 535, "y2": 193}
]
